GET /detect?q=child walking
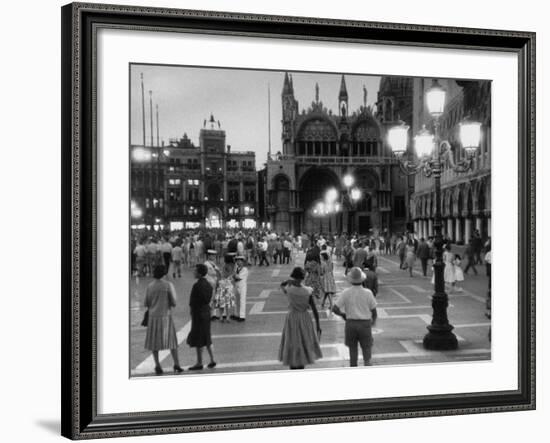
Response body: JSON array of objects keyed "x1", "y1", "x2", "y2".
[{"x1": 453, "y1": 254, "x2": 464, "y2": 292}]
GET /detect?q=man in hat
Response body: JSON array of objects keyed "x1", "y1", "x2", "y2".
[
  {"x1": 332, "y1": 267, "x2": 377, "y2": 366},
  {"x1": 232, "y1": 255, "x2": 249, "y2": 322},
  {"x1": 204, "y1": 249, "x2": 221, "y2": 319}
]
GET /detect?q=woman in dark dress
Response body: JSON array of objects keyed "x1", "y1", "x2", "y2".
[
  {"x1": 279, "y1": 267, "x2": 322, "y2": 369},
  {"x1": 186, "y1": 264, "x2": 217, "y2": 370}
]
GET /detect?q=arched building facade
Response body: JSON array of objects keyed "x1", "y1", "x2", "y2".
[{"x1": 266, "y1": 73, "x2": 411, "y2": 235}]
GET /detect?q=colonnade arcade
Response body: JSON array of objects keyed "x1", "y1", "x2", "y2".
[{"x1": 412, "y1": 177, "x2": 491, "y2": 243}]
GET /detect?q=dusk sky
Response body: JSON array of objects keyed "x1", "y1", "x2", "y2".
[{"x1": 130, "y1": 64, "x2": 381, "y2": 167}]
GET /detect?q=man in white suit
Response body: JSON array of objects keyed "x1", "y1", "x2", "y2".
[{"x1": 232, "y1": 256, "x2": 249, "y2": 322}]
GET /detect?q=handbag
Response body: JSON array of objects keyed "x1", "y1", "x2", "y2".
[{"x1": 141, "y1": 310, "x2": 149, "y2": 327}]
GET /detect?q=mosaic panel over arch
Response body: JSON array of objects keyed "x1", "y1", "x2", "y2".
[{"x1": 297, "y1": 118, "x2": 338, "y2": 141}]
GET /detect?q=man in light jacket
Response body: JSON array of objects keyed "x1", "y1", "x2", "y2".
[{"x1": 232, "y1": 256, "x2": 249, "y2": 322}]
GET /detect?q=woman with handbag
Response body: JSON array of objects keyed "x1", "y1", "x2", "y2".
[{"x1": 143, "y1": 264, "x2": 183, "y2": 375}]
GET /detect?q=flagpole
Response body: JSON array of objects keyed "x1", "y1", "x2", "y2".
[
  {"x1": 141, "y1": 73, "x2": 146, "y2": 147},
  {"x1": 268, "y1": 83, "x2": 272, "y2": 159}
]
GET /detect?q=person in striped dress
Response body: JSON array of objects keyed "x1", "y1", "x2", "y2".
[{"x1": 320, "y1": 251, "x2": 336, "y2": 312}]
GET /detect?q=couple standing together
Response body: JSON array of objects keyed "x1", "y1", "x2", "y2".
[
  {"x1": 279, "y1": 266, "x2": 377, "y2": 369},
  {"x1": 143, "y1": 263, "x2": 218, "y2": 374}
]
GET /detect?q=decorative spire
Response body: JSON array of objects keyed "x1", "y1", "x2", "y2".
[
  {"x1": 315, "y1": 82, "x2": 319, "y2": 103},
  {"x1": 289, "y1": 74, "x2": 294, "y2": 93},
  {"x1": 363, "y1": 85, "x2": 368, "y2": 107},
  {"x1": 283, "y1": 72, "x2": 292, "y2": 95},
  {"x1": 339, "y1": 75, "x2": 348, "y2": 100}
]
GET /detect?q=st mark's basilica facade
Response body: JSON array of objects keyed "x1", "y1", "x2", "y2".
[{"x1": 266, "y1": 73, "x2": 412, "y2": 235}]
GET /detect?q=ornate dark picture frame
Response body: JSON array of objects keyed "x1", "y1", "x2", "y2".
[{"x1": 61, "y1": 2, "x2": 535, "y2": 439}]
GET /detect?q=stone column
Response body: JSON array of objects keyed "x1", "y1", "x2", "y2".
[
  {"x1": 475, "y1": 216, "x2": 482, "y2": 234},
  {"x1": 455, "y1": 218, "x2": 462, "y2": 243},
  {"x1": 447, "y1": 218, "x2": 454, "y2": 241},
  {"x1": 423, "y1": 220, "x2": 428, "y2": 239},
  {"x1": 464, "y1": 218, "x2": 472, "y2": 244},
  {"x1": 487, "y1": 217, "x2": 491, "y2": 236},
  {"x1": 428, "y1": 219, "x2": 434, "y2": 237},
  {"x1": 414, "y1": 220, "x2": 419, "y2": 236}
]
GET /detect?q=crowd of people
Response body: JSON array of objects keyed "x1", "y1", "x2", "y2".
[{"x1": 135, "y1": 227, "x2": 491, "y2": 374}]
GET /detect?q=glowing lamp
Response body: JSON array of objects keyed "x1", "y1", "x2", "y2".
[
  {"x1": 459, "y1": 119, "x2": 482, "y2": 156},
  {"x1": 387, "y1": 122, "x2": 409, "y2": 155},
  {"x1": 426, "y1": 79, "x2": 446, "y2": 117},
  {"x1": 414, "y1": 126, "x2": 435, "y2": 158}
]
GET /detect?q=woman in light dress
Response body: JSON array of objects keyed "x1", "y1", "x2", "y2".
[
  {"x1": 404, "y1": 241, "x2": 416, "y2": 277},
  {"x1": 144, "y1": 264, "x2": 183, "y2": 375},
  {"x1": 443, "y1": 243, "x2": 457, "y2": 290},
  {"x1": 278, "y1": 267, "x2": 322, "y2": 370},
  {"x1": 430, "y1": 243, "x2": 457, "y2": 291}
]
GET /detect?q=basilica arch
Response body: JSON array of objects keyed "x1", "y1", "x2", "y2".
[
  {"x1": 295, "y1": 117, "x2": 338, "y2": 156},
  {"x1": 353, "y1": 167, "x2": 380, "y2": 234},
  {"x1": 350, "y1": 116, "x2": 382, "y2": 157},
  {"x1": 299, "y1": 167, "x2": 341, "y2": 234}
]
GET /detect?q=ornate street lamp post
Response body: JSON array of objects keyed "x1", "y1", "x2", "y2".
[
  {"x1": 325, "y1": 188, "x2": 338, "y2": 234},
  {"x1": 340, "y1": 174, "x2": 361, "y2": 235},
  {"x1": 387, "y1": 79, "x2": 482, "y2": 351}
]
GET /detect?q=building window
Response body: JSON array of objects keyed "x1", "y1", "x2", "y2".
[
  {"x1": 169, "y1": 179, "x2": 181, "y2": 186},
  {"x1": 169, "y1": 190, "x2": 181, "y2": 202},
  {"x1": 187, "y1": 179, "x2": 199, "y2": 186},
  {"x1": 228, "y1": 190, "x2": 239, "y2": 203},
  {"x1": 394, "y1": 196, "x2": 406, "y2": 218}
]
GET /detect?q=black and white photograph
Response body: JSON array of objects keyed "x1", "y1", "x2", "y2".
[{"x1": 129, "y1": 65, "x2": 492, "y2": 377}]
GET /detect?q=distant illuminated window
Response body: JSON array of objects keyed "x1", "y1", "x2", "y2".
[
  {"x1": 243, "y1": 219, "x2": 256, "y2": 229},
  {"x1": 227, "y1": 219, "x2": 239, "y2": 229},
  {"x1": 170, "y1": 221, "x2": 184, "y2": 231}
]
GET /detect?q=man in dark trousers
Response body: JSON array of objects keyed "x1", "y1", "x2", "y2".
[
  {"x1": 463, "y1": 239, "x2": 478, "y2": 275},
  {"x1": 416, "y1": 237, "x2": 431, "y2": 277},
  {"x1": 472, "y1": 230, "x2": 483, "y2": 264},
  {"x1": 397, "y1": 236, "x2": 407, "y2": 269},
  {"x1": 362, "y1": 264, "x2": 379, "y2": 297}
]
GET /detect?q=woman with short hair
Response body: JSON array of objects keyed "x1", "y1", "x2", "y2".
[
  {"x1": 144, "y1": 264, "x2": 183, "y2": 375},
  {"x1": 186, "y1": 264, "x2": 217, "y2": 370},
  {"x1": 278, "y1": 267, "x2": 322, "y2": 370}
]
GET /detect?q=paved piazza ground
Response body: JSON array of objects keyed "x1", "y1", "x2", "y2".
[{"x1": 130, "y1": 251, "x2": 491, "y2": 377}]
